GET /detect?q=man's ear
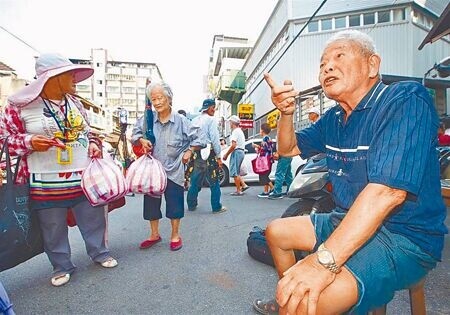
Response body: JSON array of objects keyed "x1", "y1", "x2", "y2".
[{"x1": 368, "y1": 54, "x2": 381, "y2": 79}]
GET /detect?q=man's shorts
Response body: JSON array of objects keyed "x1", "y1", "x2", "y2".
[
  {"x1": 229, "y1": 149, "x2": 244, "y2": 177},
  {"x1": 310, "y1": 211, "x2": 437, "y2": 315}
]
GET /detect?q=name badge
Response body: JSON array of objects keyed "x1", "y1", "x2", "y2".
[{"x1": 57, "y1": 146, "x2": 73, "y2": 165}]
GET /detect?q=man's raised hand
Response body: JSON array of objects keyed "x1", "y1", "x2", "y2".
[{"x1": 264, "y1": 73, "x2": 299, "y2": 115}]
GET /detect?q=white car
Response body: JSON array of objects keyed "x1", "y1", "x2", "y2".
[{"x1": 219, "y1": 138, "x2": 306, "y2": 186}]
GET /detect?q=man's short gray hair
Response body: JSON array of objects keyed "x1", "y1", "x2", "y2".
[
  {"x1": 325, "y1": 30, "x2": 377, "y2": 57},
  {"x1": 146, "y1": 81, "x2": 173, "y2": 105}
]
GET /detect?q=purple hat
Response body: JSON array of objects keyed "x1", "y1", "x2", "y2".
[{"x1": 8, "y1": 53, "x2": 94, "y2": 106}]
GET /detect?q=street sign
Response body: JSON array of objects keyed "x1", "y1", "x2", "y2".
[
  {"x1": 267, "y1": 109, "x2": 280, "y2": 128},
  {"x1": 240, "y1": 119, "x2": 254, "y2": 128},
  {"x1": 238, "y1": 103, "x2": 254, "y2": 129}
]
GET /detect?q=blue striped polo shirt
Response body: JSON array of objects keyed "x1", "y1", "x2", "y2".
[{"x1": 296, "y1": 80, "x2": 447, "y2": 260}]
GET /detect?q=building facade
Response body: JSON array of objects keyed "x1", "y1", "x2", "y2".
[
  {"x1": 0, "y1": 61, "x2": 26, "y2": 112},
  {"x1": 239, "y1": 0, "x2": 450, "y2": 138},
  {"x1": 71, "y1": 48, "x2": 163, "y2": 134},
  {"x1": 206, "y1": 35, "x2": 253, "y2": 138}
]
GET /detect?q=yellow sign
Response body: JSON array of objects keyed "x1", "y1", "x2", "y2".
[
  {"x1": 238, "y1": 103, "x2": 254, "y2": 114},
  {"x1": 267, "y1": 109, "x2": 280, "y2": 128}
]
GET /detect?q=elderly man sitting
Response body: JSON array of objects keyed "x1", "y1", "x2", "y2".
[{"x1": 253, "y1": 29, "x2": 447, "y2": 315}]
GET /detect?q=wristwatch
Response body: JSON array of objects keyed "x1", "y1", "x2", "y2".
[{"x1": 317, "y1": 243, "x2": 341, "y2": 274}]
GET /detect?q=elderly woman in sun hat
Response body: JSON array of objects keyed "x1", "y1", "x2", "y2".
[
  {"x1": 1, "y1": 53, "x2": 117, "y2": 287},
  {"x1": 132, "y1": 82, "x2": 205, "y2": 251}
]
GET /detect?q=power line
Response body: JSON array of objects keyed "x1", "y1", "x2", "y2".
[
  {"x1": 245, "y1": 0, "x2": 328, "y2": 99},
  {"x1": 0, "y1": 25, "x2": 40, "y2": 53}
]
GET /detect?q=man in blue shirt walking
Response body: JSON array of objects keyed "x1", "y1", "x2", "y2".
[
  {"x1": 187, "y1": 99, "x2": 226, "y2": 214},
  {"x1": 253, "y1": 30, "x2": 447, "y2": 315}
]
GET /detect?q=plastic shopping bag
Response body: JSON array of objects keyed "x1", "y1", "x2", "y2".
[
  {"x1": 126, "y1": 153, "x2": 167, "y2": 196},
  {"x1": 81, "y1": 157, "x2": 128, "y2": 206}
]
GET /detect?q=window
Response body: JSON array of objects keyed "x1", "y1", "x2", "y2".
[
  {"x1": 349, "y1": 14, "x2": 360, "y2": 27},
  {"x1": 393, "y1": 8, "x2": 406, "y2": 22},
  {"x1": 335, "y1": 16, "x2": 346, "y2": 29},
  {"x1": 308, "y1": 20, "x2": 319, "y2": 32},
  {"x1": 321, "y1": 19, "x2": 332, "y2": 31},
  {"x1": 97, "y1": 92, "x2": 103, "y2": 97},
  {"x1": 378, "y1": 10, "x2": 390, "y2": 23},
  {"x1": 363, "y1": 13, "x2": 375, "y2": 25},
  {"x1": 96, "y1": 62, "x2": 102, "y2": 67},
  {"x1": 96, "y1": 80, "x2": 103, "y2": 85}
]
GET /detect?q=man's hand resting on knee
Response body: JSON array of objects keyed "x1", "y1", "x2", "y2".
[{"x1": 276, "y1": 253, "x2": 336, "y2": 315}]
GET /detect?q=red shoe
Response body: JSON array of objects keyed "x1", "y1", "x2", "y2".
[
  {"x1": 139, "y1": 236, "x2": 162, "y2": 249},
  {"x1": 170, "y1": 238, "x2": 183, "y2": 251}
]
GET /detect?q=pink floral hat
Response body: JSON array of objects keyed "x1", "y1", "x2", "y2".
[{"x1": 8, "y1": 53, "x2": 94, "y2": 106}]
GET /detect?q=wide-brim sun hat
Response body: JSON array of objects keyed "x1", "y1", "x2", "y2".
[{"x1": 8, "y1": 53, "x2": 94, "y2": 106}]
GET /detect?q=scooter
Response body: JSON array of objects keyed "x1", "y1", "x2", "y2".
[{"x1": 282, "y1": 153, "x2": 334, "y2": 218}]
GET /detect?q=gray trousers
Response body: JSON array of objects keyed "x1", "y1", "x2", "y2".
[{"x1": 36, "y1": 200, "x2": 110, "y2": 276}]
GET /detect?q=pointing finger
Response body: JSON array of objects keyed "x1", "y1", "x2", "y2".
[{"x1": 264, "y1": 73, "x2": 276, "y2": 88}]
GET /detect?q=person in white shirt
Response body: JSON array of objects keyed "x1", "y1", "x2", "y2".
[
  {"x1": 307, "y1": 107, "x2": 320, "y2": 124},
  {"x1": 223, "y1": 115, "x2": 249, "y2": 195}
]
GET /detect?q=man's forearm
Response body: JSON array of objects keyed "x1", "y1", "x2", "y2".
[
  {"x1": 277, "y1": 114, "x2": 301, "y2": 156},
  {"x1": 324, "y1": 183, "x2": 407, "y2": 267}
]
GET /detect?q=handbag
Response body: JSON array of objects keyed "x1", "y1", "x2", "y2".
[
  {"x1": 251, "y1": 153, "x2": 272, "y2": 175},
  {"x1": 0, "y1": 139, "x2": 44, "y2": 272}
]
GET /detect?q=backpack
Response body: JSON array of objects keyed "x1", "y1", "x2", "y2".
[
  {"x1": 246, "y1": 226, "x2": 275, "y2": 267},
  {"x1": 246, "y1": 226, "x2": 306, "y2": 267}
]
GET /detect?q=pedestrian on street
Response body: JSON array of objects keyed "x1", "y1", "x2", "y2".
[
  {"x1": 1, "y1": 53, "x2": 118, "y2": 287},
  {"x1": 253, "y1": 123, "x2": 274, "y2": 198},
  {"x1": 132, "y1": 82, "x2": 205, "y2": 251},
  {"x1": 268, "y1": 152, "x2": 293, "y2": 199},
  {"x1": 223, "y1": 115, "x2": 249, "y2": 195},
  {"x1": 306, "y1": 107, "x2": 320, "y2": 124},
  {"x1": 187, "y1": 99, "x2": 226, "y2": 213},
  {"x1": 253, "y1": 29, "x2": 447, "y2": 315}
]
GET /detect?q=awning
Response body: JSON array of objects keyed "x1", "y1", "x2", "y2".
[{"x1": 418, "y1": 3, "x2": 450, "y2": 50}]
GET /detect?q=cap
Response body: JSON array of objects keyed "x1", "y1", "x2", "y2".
[
  {"x1": 199, "y1": 98, "x2": 216, "y2": 112},
  {"x1": 306, "y1": 107, "x2": 320, "y2": 115},
  {"x1": 228, "y1": 115, "x2": 240, "y2": 124}
]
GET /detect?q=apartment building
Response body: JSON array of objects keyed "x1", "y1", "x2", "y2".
[
  {"x1": 238, "y1": 0, "x2": 450, "y2": 137},
  {"x1": 206, "y1": 35, "x2": 253, "y2": 137},
  {"x1": 71, "y1": 48, "x2": 163, "y2": 134}
]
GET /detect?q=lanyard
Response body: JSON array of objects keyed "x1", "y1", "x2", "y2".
[{"x1": 42, "y1": 96, "x2": 70, "y2": 142}]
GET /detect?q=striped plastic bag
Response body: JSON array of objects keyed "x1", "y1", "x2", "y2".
[
  {"x1": 126, "y1": 154, "x2": 167, "y2": 196},
  {"x1": 81, "y1": 157, "x2": 128, "y2": 206}
]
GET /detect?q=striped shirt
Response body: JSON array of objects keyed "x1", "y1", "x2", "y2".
[{"x1": 296, "y1": 80, "x2": 447, "y2": 260}]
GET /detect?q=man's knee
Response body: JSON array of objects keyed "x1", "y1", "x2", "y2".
[
  {"x1": 266, "y1": 216, "x2": 316, "y2": 251},
  {"x1": 265, "y1": 218, "x2": 285, "y2": 244}
]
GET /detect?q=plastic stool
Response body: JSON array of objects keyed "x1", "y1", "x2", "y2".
[{"x1": 368, "y1": 279, "x2": 426, "y2": 315}]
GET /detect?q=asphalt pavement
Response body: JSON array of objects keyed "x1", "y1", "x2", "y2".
[{"x1": 1, "y1": 185, "x2": 449, "y2": 314}]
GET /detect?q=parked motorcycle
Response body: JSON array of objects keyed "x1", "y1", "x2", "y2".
[{"x1": 282, "y1": 153, "x2": 334, "y2": 218}]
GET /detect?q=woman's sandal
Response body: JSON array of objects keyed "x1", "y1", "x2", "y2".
[
  {"x1": 253, "y1": 298, "x2": 279, "y2": 315},
  {"x1": 51, "y1": 273, "x2": 70, "y2": 287},
  {"x1": 100, "y1": 257, "x2": 118, "y2": 268}
]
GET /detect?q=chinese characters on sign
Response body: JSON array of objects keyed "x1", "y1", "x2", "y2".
[{"x1": 238, "y1": 103, "x2": 254, "y2": 128}]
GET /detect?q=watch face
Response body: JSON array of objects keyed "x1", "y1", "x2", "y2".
[{"x1": 318, "y1": 249, "x2": 334, "y2": 264}]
